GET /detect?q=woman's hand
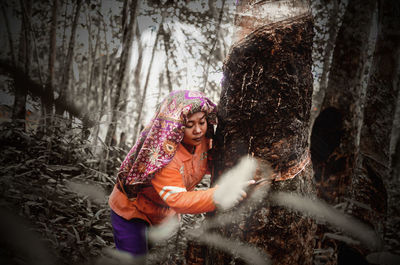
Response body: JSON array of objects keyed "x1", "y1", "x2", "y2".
[
  {"x1": 213, "y1": 179, "x2": 256, "y2": 210},
  {"x1": 212, "y1": 157, "x2": 257, "y2": 211}
]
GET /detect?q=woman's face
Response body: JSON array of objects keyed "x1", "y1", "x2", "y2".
[{"x1": 183, "y1": 111, "x2": 207, "y2": 146}]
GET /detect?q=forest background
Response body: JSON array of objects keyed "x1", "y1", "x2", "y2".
[{"x1": 0, "y1": 0, "x2": 399, "y2": 265}]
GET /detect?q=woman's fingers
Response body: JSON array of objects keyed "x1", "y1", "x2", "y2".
[
  {"x1": 214, "y1": 179, "x2": 258, "y2": 210},
  {"x1": 238, "y1": 180, "x2": 256, "y2": 201},
  {"x1": 246, "y1": 180, "x2": 256, "y2": 186},
  {"x1": 237, "y1": 180, "x2": 256, "y2": 199}
]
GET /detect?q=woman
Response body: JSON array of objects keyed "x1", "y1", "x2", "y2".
[{"x1": 109, "y1": 90, "x2": 250, "y2": 257}]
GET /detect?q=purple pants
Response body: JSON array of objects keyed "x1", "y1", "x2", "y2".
[{"x1": 110, "y1": 210, "x2": 149, "y2": 256}]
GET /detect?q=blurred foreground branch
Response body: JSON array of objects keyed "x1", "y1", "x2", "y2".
[{"x1": 0, "y1": 59, "x2": 95, "y2": 128}]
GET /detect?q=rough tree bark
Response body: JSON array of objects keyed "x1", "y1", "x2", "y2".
[
  {"x1": 353, "y1": 0, "x2": 400, "y2": 245},
  {"x1": 311, "y1": 0, "x2": 377, "y2": 206},
  {"x1": 311, "y1": 0, "x2": 346, "y2": 123},
  {"x1": 195, "y1": 12, "x2": 315, "y2": 265},
  {"x1": 310, "y1": 0, "x2": 382, "y2": 263}
]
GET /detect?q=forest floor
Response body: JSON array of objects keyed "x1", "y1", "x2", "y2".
[
  {"x1": 0, "y1": 122, "x2": 399, "y2": 265},
  {"x1": 0, "y1": 122, "x2": 117, "y2": 265}
]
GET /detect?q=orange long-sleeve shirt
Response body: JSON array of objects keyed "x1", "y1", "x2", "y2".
[{"x1": 108, "y1": 138, "x2": 216, "y2": 225}]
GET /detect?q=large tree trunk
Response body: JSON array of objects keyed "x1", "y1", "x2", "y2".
[
  {"x1": 310, "y1": 0, "x2": 382, "y2": 263},
  {"x1": 199, "y1": 12, "x2": 315, "y2": 265},
  {"x1": 353, "y1": 0, "x2": 400, "y2": 249},
  {"x1": 311, "y1": 0, "x2": 377, "y2": 207}
]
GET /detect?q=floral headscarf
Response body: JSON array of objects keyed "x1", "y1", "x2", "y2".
[{"x1": 117, "y1": 90, "x2": 217, "y2": 199}]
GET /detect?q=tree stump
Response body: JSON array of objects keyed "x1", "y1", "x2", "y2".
[{"x1": 206, "y1": 14, "x2": 315, "y2": 265}]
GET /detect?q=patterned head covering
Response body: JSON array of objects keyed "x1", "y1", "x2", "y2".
[{"x1": 117, "y1": 90, "x2": 217, "y2": 199}]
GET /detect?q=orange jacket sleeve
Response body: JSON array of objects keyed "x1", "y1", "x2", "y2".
[{"x1": 151, "y1": 167, "x2": 216, "y2": 214}]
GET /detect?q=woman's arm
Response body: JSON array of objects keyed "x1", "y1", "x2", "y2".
[{"x1": 151, "y1": 167, "x2": 217, "y2": 214}]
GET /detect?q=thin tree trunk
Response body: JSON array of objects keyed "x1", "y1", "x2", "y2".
[
  {"x1": 200, "y1": 13, "x2": 315, "y2": 265},
  {"x1": 311, "y1": 0, "x2": 346, "y2": 123},
  {"x1": 161, "y1": 25, "x2": 172, "y2": 92},
  {"x1": 60, "y1": 0, "x2": 69, "y2": 69},
  {"x1": 126, "y1": 21, "x2": 144, "y2": 144},
  {"x1": 92, "y1": 56, "x2": 106, "y2": 149},
  {"x1": 133, "y1": 21, "x2": 143, "y2": 100},
  {"x1": 1, "y1": 5, "x2": 16, "y2": 65},
  {"x1": 88, "y1": 24, "x2": 101, "y2": 108},
  {"x1": 49, "y1": 0, "x2": 59, "y2": 87},
  {"x1": 93, "y1": 0, "x2": 104, "y2": 112},
  {"x1": 93, "y1": 17, "x2": 111, "y2": 149},
  {"x1": 104, "y1": 0, "x2": 138, "y2": 147},
  {"x1": 131, "y1": 15, "x2": 163, "y2": 143},
  {"x1": 27, "y1": 2, "x2": 44, "y2": 86},
  {"x1": 43, "y1": 0, "x2": 58, "y2": 130},
  {"x1": 12, "y1": 0, "x2": 32, "y2": 129},
  {"x1": 55, "y1": 0, "x2": 82, "y2": 115},
  {"x1": 82, "y1": 23, "x2": 101, "y2": 140},
  {"x1": 156, "y1": 71, "x2": 163, "y2": 104},
  {"x1": 85, "y1": 9, "x2": 93, "y2": 106},
  {"x1": 202, "y1": 0, "x2": 226, "y2": 93},
  {"x1": 94, "y1": 42, "x2": 102, "y2": 113}
]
